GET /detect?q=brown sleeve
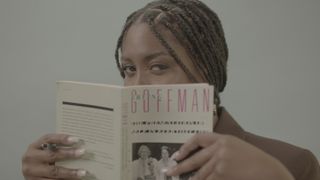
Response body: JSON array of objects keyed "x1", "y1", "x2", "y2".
[{"x1": 296, "y1": 150, "x2": 320, "y2": 180}]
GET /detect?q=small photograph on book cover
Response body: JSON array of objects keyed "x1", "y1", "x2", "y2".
[{"x1": 132, "y1": 142, "x2": 195, "y2": 180}]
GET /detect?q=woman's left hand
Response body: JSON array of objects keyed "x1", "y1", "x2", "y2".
[{"x1": 166, "y1": 133, "x2": 294, "y2": 180}]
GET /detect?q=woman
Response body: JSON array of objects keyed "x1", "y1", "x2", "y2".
[
  {"x1": 156, "y1": 146, "x2": 178, "y2": 180},
  {"x1": 22, "y1": 0, "x2": 320, "y2": 180},
  {"x1": 132, "y1": 145, "x2": 158, "y2": 180}
]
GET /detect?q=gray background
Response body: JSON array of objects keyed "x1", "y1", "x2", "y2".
[{"x1": 0, "y1": 0, "x2": 319, "y2": 179}]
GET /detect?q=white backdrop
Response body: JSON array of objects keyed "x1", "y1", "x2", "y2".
[{"x1": 0, "y1": 0, "x2": 319, "y2": 179}]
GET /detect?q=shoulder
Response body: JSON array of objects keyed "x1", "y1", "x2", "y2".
[
  {"x1": 132, "y1": 159, "x2": 141, "y2": 165},
  {"x1": 215, "y1": 107, "x2": 320, "y2": 180},
  {"x1": 244, "y1": 132, "x2": 320, "y2": 180},
  {"x1": 149, "y1": 157, "x2": 158, "y2": 163}
]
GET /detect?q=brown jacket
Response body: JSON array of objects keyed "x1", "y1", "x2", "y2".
[{"x1": 215, "y1": 108, "x2": 320, "y2": 180}]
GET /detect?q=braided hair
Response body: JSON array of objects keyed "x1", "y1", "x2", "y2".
[{"x1": 115, "y1": 0, "x2": 228, "y2": 106}]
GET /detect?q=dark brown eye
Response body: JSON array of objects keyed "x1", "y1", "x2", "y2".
[
  {"x1": 122, "y1": 64, "x2": 136, "y2": 77},
  {"x1": 150, "y1": 64, "x2": 168, "y2": 71}
]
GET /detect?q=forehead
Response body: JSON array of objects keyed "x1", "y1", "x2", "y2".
[
  {"x1": 121, "y1": 22, "x2": 195, "y2": 68},
  {"x1": 121, "y1": 23, "x2": 166, "y2": 58},
  {"x1": 140, "y1": 146, "x2": 149, "y2": 151},
  {"x1": 120, "y1": 22, "x2": 204, "y2": 83},
  {"x1": 161, "y1": 149, "x2": 168, "y2": 152}
]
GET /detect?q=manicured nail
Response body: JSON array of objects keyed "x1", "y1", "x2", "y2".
[
  {"x1": 161, "y1": 168, "x2": 168, "y2": 173},
  {"x1": 170, "y1": 151, "x2": 180, "y2": 160},
  {"x1": 67, "y1": 136, "x2": 80, "y2": 144},
  {"x1": 74, "y1": 148, "x2": 86, "y2": 157},
  {"x1": 76, "y1": 169, "x2": 87, "y2": 177}
]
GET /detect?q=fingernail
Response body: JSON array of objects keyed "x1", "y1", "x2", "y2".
[
  {"x1": 166, "y1": 166, "x2": 176, "y2": 176},
  {"x1": 67, "y1": 136, "x2": 80, "y2": 144},
  {"x1": 161, "y1": 168, "x2": 168, "y2": 173},
  {"x1": 76, "y1": 169, "x2": 87, "y2": 177},
  {"x1": 74, "y1": 148, "x2": 86, "y2": 157},
  {"x1": 170, "y1": 151, "x2": 180, "y2": 160}
]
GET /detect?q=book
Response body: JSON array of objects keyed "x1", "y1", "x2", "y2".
[{"x1": 56, "y1": 81, "x2": 215, "y2": 180}]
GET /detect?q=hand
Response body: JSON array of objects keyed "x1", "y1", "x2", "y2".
[
  {"x1": 166, "y1": 133, "x2": 294, "y2": 180},
  {"x1": 22, "y1": 133, "x2": 87, "y2": 180}
]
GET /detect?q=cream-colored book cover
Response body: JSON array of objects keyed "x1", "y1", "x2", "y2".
[{"x1": 56, "y1": 81, "x2": 214, "y2": 180}]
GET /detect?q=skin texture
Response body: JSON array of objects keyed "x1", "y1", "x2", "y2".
[
  {"x1": 22, "y1": 134, "x2": 85, "y2": 180},
  {"x1": 21, "y1": 22, "x2": 294, "y2": 180},
  {"x1": 121, "y1": 23, "x2": 204, "y2": 86}
]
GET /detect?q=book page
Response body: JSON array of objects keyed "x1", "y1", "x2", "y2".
[
  {"x1": 56, "y1": 81, "x2": 123, "y2": 180},
  {"x1": 123, "y1": 84, "x2": 214, "y2": 180}
]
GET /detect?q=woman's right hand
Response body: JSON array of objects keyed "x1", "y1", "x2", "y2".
[{"x1": 22, "y1": 134, "x2": 87, "y2": 180}]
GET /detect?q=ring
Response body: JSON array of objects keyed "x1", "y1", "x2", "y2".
[{"x1": 40, "y1": 143, "x2": 58, "y2": 151}]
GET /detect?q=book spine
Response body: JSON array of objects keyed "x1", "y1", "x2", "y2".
[{"x1": 121, "y1": 89, "x2": 129, "y2": 180}]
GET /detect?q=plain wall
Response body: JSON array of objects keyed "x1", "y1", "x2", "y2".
[{"x1": 0, "y1": 0, "x2": 319, "y2": 179}]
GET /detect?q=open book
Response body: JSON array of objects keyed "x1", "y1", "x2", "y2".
[{"x1": 56, "y1": 81, "x2": 215, "y2": 180}]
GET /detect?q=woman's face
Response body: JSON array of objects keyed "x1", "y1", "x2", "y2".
[
  {"x1": 121, "y1": 23, "x2": 204, "y2": 86},
  {"x1": 139, "y1": 146, "x2": 150, "y2": 160},
  {"x1": 161, "y1": 149, "x2": 169, "y2": 160}
]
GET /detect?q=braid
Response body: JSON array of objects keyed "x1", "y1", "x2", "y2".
[
  {"x1": 182, "y1": 4, "x2": 224, "y2": 90},
  {"x1": 172, "y1": 6, "x2": 223, "y2": 104},
  {"x1": 174, "y1": 7, "x2": 219, "y2": 83},
  {"x1": 143, "y1": 9, "x2": 198, "y2": 83},
  {"x1": 187, "y1": 0, "x2": 229, "y2": 89},
  {"x1": 182, "y1": 12, "x2": 222, "y2": 104},
  {"x1": 115, "y1": 10, "x2": 144, "y2": 77},
  {"x1": 158, "y1": 16, "x2": 207, "y2": 80},
  {"x1": 114, "y1": 0, "x2": 228, "y2": 106}
]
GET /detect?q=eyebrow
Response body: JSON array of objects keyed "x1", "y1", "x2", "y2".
[{"x1": 121, "y1": 51, "x2": 170, "y2": 63}]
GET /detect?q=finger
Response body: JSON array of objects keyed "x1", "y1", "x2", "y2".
[
  {"x1": 26, "y1": 177, "x2": 79, "y2": 180},
  {"x1": 204, "y1": 170, "x2": 220, "y2": 180},
  {"x1": 23, "y1": 163, "x2": 86, "y2": 179},
  {"x1": 42, "y1": 148, "x2": 86, "y2": 163},
  {"x1": 45, "y1": 165, "x2": 87, "y2": 179},
  {"x1": 23, "y1": 146, "x2": 86, "y2": 164},
  {"x1": 167, "y1": 143, "x2": 218, "y2": 176},
  {"x1": 23, "y1": 147, "x2": 49, "y2": 164},
  {"x1": 27, "y1": 178, "x2": 59, "y2": 180},
  {"x1": 175, "y1": 133, "x2": 221, "y2": 161},
  {"x1": 191, "y1": 153, "x2": 219, "y2": 180},
  {"x1": 31, "y1": 134, "x2": 80, "y2": 149}
]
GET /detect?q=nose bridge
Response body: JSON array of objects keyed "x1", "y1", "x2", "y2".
[{"x1": 134, "y1": 68, "x2": 149, "y2": 85}]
